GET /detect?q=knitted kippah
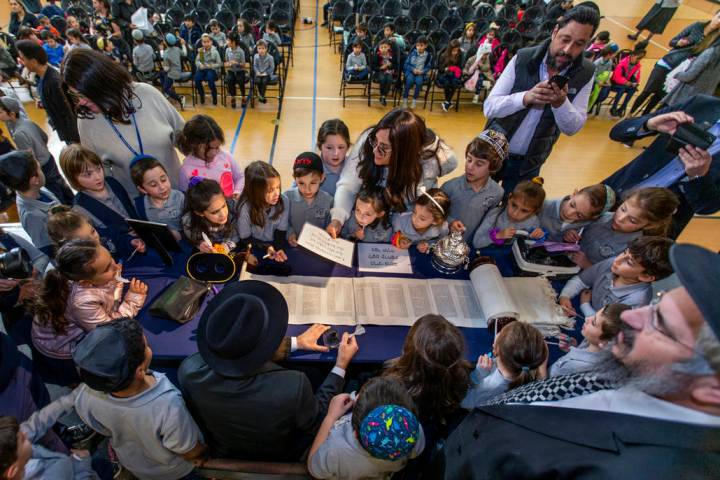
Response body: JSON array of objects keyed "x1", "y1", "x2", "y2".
[
  {"x1": 477, "y1": 129, "x2": 509, "y2": 161},
  {"x1": 359, "y1": 405, "x2": 419, "y2": 461}
]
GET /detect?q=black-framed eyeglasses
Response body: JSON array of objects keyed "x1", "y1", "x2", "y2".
[
  {"x1": 648, "y1": 291, "x2": 698, "y2": 353},
  {"x1": 368, "y1": 135, "x2": 391, "y2": 156}
]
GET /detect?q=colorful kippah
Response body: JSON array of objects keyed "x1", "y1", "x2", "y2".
[
  {"x1": 602, "y1": 184, "x2": 616, "y2": 214},
  {"x1": 188, "y1": 176, "x2": 204, "y2": 189},
  {"x1": 359, "y1": 405, "x2": 419, "y2": 461},
  {"x1": 477, "y1": 129, "x2": 509, "y2": 161}
]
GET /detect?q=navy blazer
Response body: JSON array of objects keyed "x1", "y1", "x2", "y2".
[
  {"x1": 432, "y1": 405, "x2": 720, "y2": 479},
  {"x1": 603, "y1": 94, "x2": 720, "y2": 217}
]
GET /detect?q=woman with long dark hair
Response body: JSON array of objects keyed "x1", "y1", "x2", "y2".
[
  {"x1": 8, "y1": 0, "x2": 39, "y2": 36},
  {"x1": 91, "y1": 0, "x2": 121, "y2": 36},
  {"x1": 61, "y1": 48, "x2": 185, "y2": 194},
  {"x1": 327, "y1": 109, "x2": 457, "y2": 237}
]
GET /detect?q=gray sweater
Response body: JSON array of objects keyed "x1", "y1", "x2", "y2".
[
  {"x1": 345, "y1": 51, "x2": 367, "y2": 72},
  {"x1": 5, "y1": 117, "x2": 51, "y2": 165},
  {"x1": 195, "y1": 46, "x2": 222, "y2": 73},
  {"x1": 253, "y1": 52, "x2": 275, "y2": 76},
  {"x1": 162, "y1": 45, "x2": 185, "y2": 80},
  {"x1": 663, "y1": 45, "x2": 720, "y2": 107},
  {"x1": 133, "y1": 43, "x2": 155, "y2": 73},
  {"x1": 225, "y1": 46, "x2": 246, "y2": 72}
]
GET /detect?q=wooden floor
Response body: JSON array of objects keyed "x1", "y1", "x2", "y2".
[{"x1": 2, "y1": 0, "x2": 719, "y2": 250}]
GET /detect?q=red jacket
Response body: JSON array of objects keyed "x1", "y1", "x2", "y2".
[{"x1": 611, "y1": 56, "x2": 641, "y2": 86}]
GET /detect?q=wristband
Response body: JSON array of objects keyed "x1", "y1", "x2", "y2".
[{"x1": 488, "y1": 228, "x2": 505, "y2": 246}]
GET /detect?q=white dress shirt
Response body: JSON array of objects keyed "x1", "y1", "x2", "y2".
[{"x1": 483, "y1": 54, "x2": 594, "y2": 155}]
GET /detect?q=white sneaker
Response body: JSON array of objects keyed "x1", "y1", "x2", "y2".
[
  {"x1": 472, "y1": 94, "x2": 479, "y2": 104},
  {"x1": 411, "y1": 98, "x2": 417, "y2": 109},
  {"x1": 401, "y1": 98, "x2": 408, "y2": 108},
  {"x1": 442, "y1": 101, "x2": 450, "y2": 112}
]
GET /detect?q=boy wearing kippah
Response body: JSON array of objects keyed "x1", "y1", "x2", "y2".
[
  {"x1": 130, "y1": 156, "x2": 185, "y2": 241},
  {"x1": 308, "y1": 377, "x2": 424, "y2": 480},
  {"x1": 285, "y1": 152, "x2": 334, "y2": 247},
  {"x1": 442, "y1": 130, "x2": 507, "y2": 243}
]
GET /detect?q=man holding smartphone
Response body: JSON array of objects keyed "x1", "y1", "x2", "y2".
[
  {"x1": 484, "y1": 6, "x2": 599, "y2": 193},
  {"x1": 604, "y1": 94, "x2": 720, "y2": 238}
]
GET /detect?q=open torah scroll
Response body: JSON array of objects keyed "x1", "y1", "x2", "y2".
[{"x1": 242, "y1": 263, "x2": 572, "y2": 333}]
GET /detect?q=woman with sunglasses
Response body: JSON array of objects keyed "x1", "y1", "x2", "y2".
[
  {"x1": 61, "y1": 48, "x2": 185, "y2": 195},
  {"x1": 327, "y1": 108, "x2": 457, "y2": 238}
]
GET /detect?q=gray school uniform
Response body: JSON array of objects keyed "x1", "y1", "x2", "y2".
[
  {"x1": 391, "y1": 211, "x2": 449, "y2": 243},
  {"x1": 320, "y1": 162, "x2": 342, "y2": 197},
  {"x1": 74, "y1": 189, "x2": 130, "y2": 229},
  {"x1": 579, "y1": 212, "x2": 642, "y2": 265},
  {"x1": 550, "y1": 340, "x2": 604, "y2": 377},
  {"x1": 209, "y1": 31, "x2": 227, "y2": 47},
  {"x1": 15, "y1": 188, "x2": 60, "y2": 253},
  {"x1": 133, "y1": 43, "x2": 155, "y2": 73},
  {"x1": 580, "y1": 257, "x2": 652, "y2": 312},
  {"x1": 237, "y1": 194, "x2": 290, "y2": 242},
  {"x1": 143, "y1": 189, "x2": 185, "y2": 232},
  {"x1": 461, "y1": 366, "x2": 510, "y2": 408},
  {"x1": 162, "y1": 46, "x2": 184, "y2": 80},
  {"x1": 345, "y1": 51, "x2": 367, "y2": 72},
  {"x1": 473, "y1": 207, "x2": 541, "y2": 249},
  {"x1": 285, "y1": 188, "x2": 333, "y2": 237},
  {"x1": 6, "y1": 118, "x2": 51, "y2": 165},
  {"x1": 341, "y1": 214, "x2": 392, "y2": 243},
  {"x1": 263, "y1": 31, "x2": 282, "y2": 47},
  {"x1": 442, "y1": 176, "x2": 503, "y2": 242},
  {"x1": 539, "y1": 197, "x2": 594, "y2": 242},
  {"x1": 253, "y1": 53, "x2": 274, "y2": 76}
]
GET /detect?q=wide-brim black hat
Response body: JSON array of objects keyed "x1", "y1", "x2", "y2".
[
  {"x1": 670, "y1": 244, "x2": 720, "y2": 339},
  {"x1": 197, "y1": 280, "x2": 288, "y2": 377}
]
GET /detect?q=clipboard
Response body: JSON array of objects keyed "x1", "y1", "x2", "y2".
[{"x1": 126, "y1": 218, "x2": 181, "y2": 266}]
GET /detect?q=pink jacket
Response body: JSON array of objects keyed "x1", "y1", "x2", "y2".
[
  {"x1": 31, "y1": 279, "x2": 147, "y2": 359},
  {"x1": 611, "y1": 56, "x2": 641, "y2": 86},
  {"x1": 179, "y1": 150, "x2": 245, "y2": 197}
]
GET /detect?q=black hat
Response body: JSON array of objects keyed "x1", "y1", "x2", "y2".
[
  {"x1": 73, "y1": 322, "x2": 134, "y2": 392},
  {"x1": 197, "y1": 280, "x2": 288, "y2": 377},
  {"x1": 670, "y1": 244, "x2": 720, "y2": 339},
  {"x1": 293, "y1": 152, "x2": 324, "y2": 175}
]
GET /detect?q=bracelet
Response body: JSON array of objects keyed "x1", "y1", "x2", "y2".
[{"x1": 488, "y1": 228, "x2": 505, "y2": 246}]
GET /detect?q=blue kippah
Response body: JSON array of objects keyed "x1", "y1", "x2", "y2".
[{"x1": 359, "y1": 405, "x2": 419, "y2": 461}]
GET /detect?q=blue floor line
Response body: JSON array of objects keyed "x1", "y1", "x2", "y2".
[{"x1": 229, "y1": 103, "x2": 249, "y2": 154}]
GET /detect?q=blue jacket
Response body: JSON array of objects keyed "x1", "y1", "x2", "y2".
[
  {"x1": 603, "y1": 94, "x2": 720, "y2": 231},
  {"x1": 180, "y1": 24, "x2": 203, "y2": 48},
  {"x1": 403, "y1": 47, "x2": 433, "y2": 77}
]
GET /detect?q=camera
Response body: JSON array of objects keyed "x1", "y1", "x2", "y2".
[{"x1": 0, "y1": 248, "x2": 32, "y2": 279}]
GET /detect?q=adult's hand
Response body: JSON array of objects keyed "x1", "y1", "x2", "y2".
[
  {"x1": 297, "y1": 324, "x2": 331, "y2": 352},
  {"x1": 336, "y1": 332, "x2": 358, "y2": 370},
  {"x1": 646, "y1": 111, "x2": 694, "y2": 135},
  {"x1": 676, "y1": 38, "x2": 690, "y2": 47},
  {"x1": 549, "y1": 82, "x2": 569, "y2": 108},
  {"x1": 679, "y1": 144, "x2": 712, "y2": 178},
  {"x1": 523, "y1": 81, "x2": 555, "y2": 107},
  {"x1": 326, "y1": 220, "x2": 342, "y2": 239}
]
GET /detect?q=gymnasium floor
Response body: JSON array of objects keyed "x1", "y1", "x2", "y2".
[{"x1": 2, "y1": 0, "x2": 719, "y2": 250}]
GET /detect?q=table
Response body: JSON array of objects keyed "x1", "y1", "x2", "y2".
[{"x1": 126, "y1": 243, "x2": 577, "y2": 365}]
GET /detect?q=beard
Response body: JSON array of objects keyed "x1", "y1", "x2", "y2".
[
  {"x1": 594, "y1": 323, "x2": 696, "y2": 398},
  {"x1": 546, "y1": 51, "x2": 574, "y2": 71}
]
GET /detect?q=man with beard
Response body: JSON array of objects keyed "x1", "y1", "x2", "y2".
[
  {"x1": 431, "y1": 243, "x2": 720, "y2": 478},
  {"x1": 483, "y1": 6, "x2": 598, "y2": 193}
]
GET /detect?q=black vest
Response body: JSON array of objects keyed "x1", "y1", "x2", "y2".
[{"x1": 486, "y1": 39, "x2": 594, "y2": 175}]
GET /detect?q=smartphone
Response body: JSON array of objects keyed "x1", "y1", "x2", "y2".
[
  {"x1": 549, "y1": 74, "x2": 569, "y2": 89},
  {"x1": 671, "y1": 122, "x2": 716, "y2": 151}
]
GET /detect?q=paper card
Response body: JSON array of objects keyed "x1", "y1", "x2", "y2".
[
  {"x1": 357, "y1": 243, "x2": 413, "y2": 274},
  {"x1": 297, "y1": 223, "x2": 355, "y2": 268}
]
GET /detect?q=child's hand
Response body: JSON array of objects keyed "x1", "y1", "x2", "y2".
[
  {"x1": 327, "y1": 393, "x2": 355, "y2": 420},
  {"x1": 130, "y1": 238, "x2": 146, "y2": 253},
  {"x1": 497, "y1": 228, "x2": 517, "y2": 239},
  {"x1": 558, "y1": 296, "x2": 577, "y2": 317},
  {"x1": 417, "y1": 241, "x2": 429, "y2": 254},
  {"x1": 569, "y1": 251, "x2": 592, "y2": 269},
  {"x1": 326, "y1": 220, "x2": 342, "y2": 239},
  {"x1": 449, "y1": 220, "x2": 465, "y2": 233},
  {"x1": 397, "y1": 237, "x2": 412, "y2": 250},
  {"x1": 556, "y1": 333, "x2": 578, "y2": 352},
  {"x1": 198, "y1": 242, "x2": 215, "y2": 253},
  {"x1": 129, "y1": 278, "x2": 148, "y2": 295},
  {"x1": 354, "y1": 227, "x2": 365, "y2": 240},
  {"x1": 529, "y1": 227, "x2": 544, "y2": 239},
  {"x1": 476, "y1": 354, "x2": 493, "y2": 371},
  {"x1": 563, "y1": 229, "x2": 581, "y2": 243},
  {"x1": 267, "y1": 246, "x2": 287, "y2": 262},
  {"x1": 71, "y1": 449, "x2": 91, "y2": 459},
  {"x1": 580, "y1": 289, "x2": 592, "y2": 305},
  {"x1": 287, "y1": 233, "x2": 298, "y2": 247}
]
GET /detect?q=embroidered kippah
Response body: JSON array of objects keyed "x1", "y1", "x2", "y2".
[
  {"x1": 359, "y1": 405, "x2": 420, "y2": 461},
  {"x1": 477, "y1": 129, "x2": 509, "y2": 161}
]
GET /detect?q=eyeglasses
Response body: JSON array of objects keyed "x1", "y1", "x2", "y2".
[
  {"x1": 368, "y1": 136, "x2": 391, "y2": 156},
  {"x1": 647, "y1": 291, "x2": 697, "y2": 353}
]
